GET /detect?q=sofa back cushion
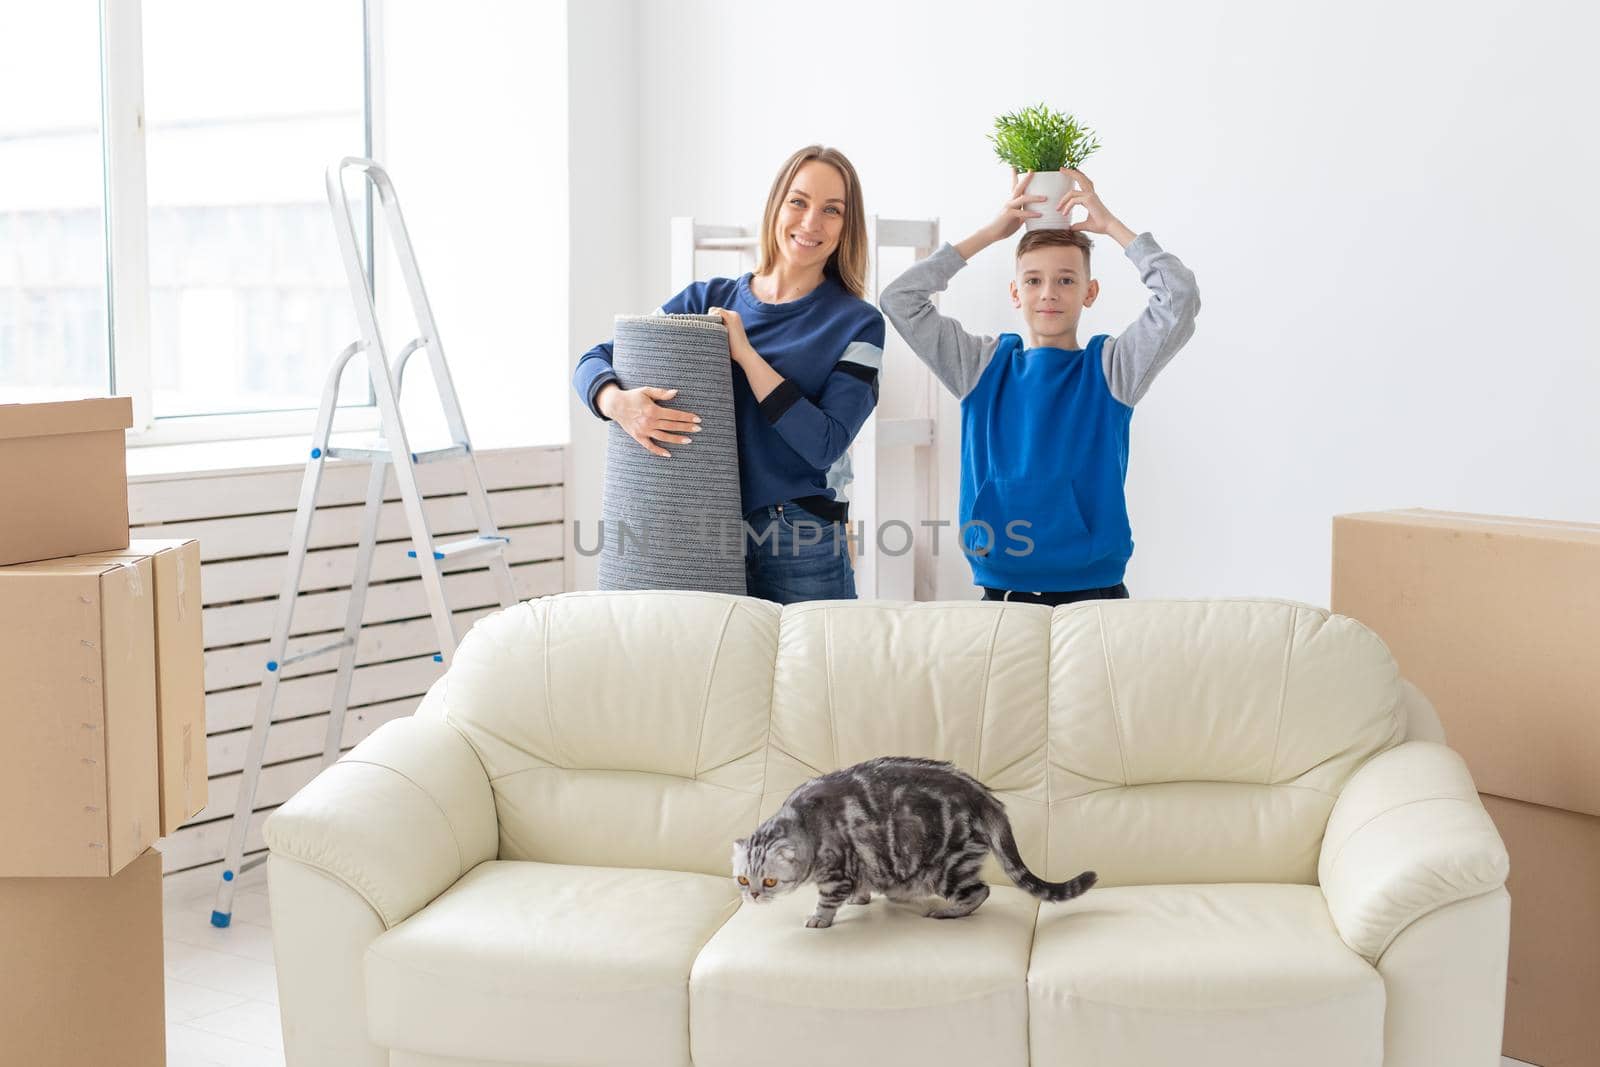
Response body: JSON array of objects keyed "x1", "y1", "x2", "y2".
[
  {"x1": 440, "y1": 591, "x2": 780, "y2": 877},
  {"x1": 436, "y1": 593, "x2": 1403, "y2": 888},
  {"x1": 762, "y1": 601, "x2": 1054, "y2": 884},
  {"x1": 1043, "y1": 600, "x2": 1404, "y2": 885}
]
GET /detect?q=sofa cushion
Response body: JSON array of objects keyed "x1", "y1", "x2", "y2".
[
  {"x1": 441, "y1": 592, "x2": 780, "y2": 878},
  {"x1": 763, "y1": 601, "x2": 1054, "y2": 886},
  {"x1": 689, "y1": 885, "x2": 1038, "y2": 1067},
  {"x1": 1045, "y1": 600, "x2": 1405, "y2": 885},
  {"x1": 365, "y1": 861, "x2": 738, "y2": 1066},
  {"x1": 1028, "y1": 884, "x2": 1385, "y2": 1066}
]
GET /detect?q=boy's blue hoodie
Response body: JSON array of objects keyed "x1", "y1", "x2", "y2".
[{"x1": 879, "y1": 235, "x2": 1200, "y2": 592}]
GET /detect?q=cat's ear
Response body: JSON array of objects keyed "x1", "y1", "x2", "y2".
[{"x1": 774, "y1": 844, "x2": 797, "y2": 864}]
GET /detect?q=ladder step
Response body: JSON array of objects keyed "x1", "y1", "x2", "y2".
[
  {"x1": 408, "y1": 535, "x2": 510, "y2": 562},
  {"x1": 322, "y1": 442, "x2": 469, "y2": 465},
  {"x1": 267, "y1": 636, "x2": 355, "y2": 672},
  {"x1": 323, "y1": 441, "x2": 391, "y2": 462},
  {"x1": 409, "y1": 443, "x2": 470, "y2": 465}
]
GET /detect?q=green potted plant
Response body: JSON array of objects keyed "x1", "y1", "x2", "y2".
[{"x1": 988, "y1": 104, "x2": 1101, "y2": 230}]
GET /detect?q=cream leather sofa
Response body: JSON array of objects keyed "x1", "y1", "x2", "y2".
[{"x1": 264, "y1": 592, "x2": 1511, "y2": 1067}]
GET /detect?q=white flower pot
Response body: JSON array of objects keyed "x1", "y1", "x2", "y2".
[{"x1": 1021, "y1": 170, "x2": 1077, "y2": 231}]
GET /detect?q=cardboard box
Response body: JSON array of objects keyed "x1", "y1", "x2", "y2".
[
  {"x1": 0, "y1": 554, "x2": 159, "y2": 877},
  {"x1": 1331, "y1": 509, "x2": 1600, "y2": 817},
  {"x1": 0, "y1": 847, "x2": 165, "y2": 1066},
  {"x1": 1482, "y1": 794, "x2": 1600, "y2": 1067},
  {"x1": 81, "y1": 539, "x2": 208, "y2": 834},
  {"x1": 0, "y1": 397, "x2": 133, "y2": 567}
]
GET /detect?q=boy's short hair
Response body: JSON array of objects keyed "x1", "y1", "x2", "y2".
[{"x1": 1016, "y1": 229, "x2": 1093, "y2": 275}]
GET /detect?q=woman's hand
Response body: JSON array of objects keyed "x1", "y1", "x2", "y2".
[
  {"x1": 708, "y1": 307, "x2": 753, "y2": 363},
  {"x1": 709, "y1": 306, "x2": 786, "y2": 401},
  {"x1": 596, "y1": 383, "x2": 701, "y2": 458}
]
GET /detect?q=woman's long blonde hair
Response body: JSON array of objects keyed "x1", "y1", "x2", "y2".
[{"x1": 755, "y1": 145, "x2": 869, "y2": 300}]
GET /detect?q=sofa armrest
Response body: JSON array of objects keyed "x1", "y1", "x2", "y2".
[
  {"x1": 1318, "y1": 741, "x2": 1509, "y2": 961},
  {"x1": 263, "y1": 715, "x2": 497, "y2": 929},
  {"x1": 1398, "y1": 679, "x2": 1446, "y2": 743}
]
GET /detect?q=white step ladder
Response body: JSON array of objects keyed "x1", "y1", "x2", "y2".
[{"x1": 210, "y1": 158, "x2": 518, "y2": 927}]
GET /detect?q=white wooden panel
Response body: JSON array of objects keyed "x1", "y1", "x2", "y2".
[
  {"x1": 198, "y1": 521, "x2": 563, "y2": 605},
  {"x1": 135, "y1": 486, "x2": 560, "y2": 563},
  {"x1": 161, "y1": 809, "x2": 271, "y2": 874},
  {"x1": 138, "y1": 444, "x2": 566, "y2": 876},
  {"x1": 204, "y1": 653, "x2": 445, "y2": 736},
  {"x1": 128, "y1": 446, "x2": 561, "y2": 525},
  {"x1": 197, "y1": 759, "x2": 319, "y2": 830},
  {"x1": 204, "y1": 696, "x2": 418, "y2": 779},
  {"x1": 204, "y1": 606, "x2": 496, "y2": 691},
  {"x1": 201, "y1": 559, "x2": 561, "y2": 648}
]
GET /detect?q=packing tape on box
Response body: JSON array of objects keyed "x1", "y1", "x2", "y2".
[{"x1": 117, "y1": 559, "x2": 143, "y2": 598}]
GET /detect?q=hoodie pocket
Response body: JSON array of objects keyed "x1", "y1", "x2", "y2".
[{"x1": 964, "y1": 477, "x2": 1090, "y2": 559}]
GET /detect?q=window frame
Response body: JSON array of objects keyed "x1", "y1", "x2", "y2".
[{"x1": 106, "y1": 0, "x2": 383, "y2": 447}]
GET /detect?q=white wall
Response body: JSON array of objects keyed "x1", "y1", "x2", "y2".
[
  {"x1": 565, "y1": 0, "x2": 642, "y2": 591},
  {"x1": 380, "y1": 1, "x2": 568, "y2": 454},
  {"x1": 568, "y1": 0, "x2": 1600, "y2": 605}
]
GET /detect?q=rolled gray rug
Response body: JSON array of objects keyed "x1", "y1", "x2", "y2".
[{"x1": 598, "y1": 313, "x2": 746, "y2": 594}]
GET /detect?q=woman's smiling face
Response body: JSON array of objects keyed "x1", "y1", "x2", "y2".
[{"x1": 773, "y1": 160, "x2": 846, "y2": 272}]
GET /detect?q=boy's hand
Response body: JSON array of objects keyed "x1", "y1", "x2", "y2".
[
  {"x1": 955, "y1": 172, "x2": 1046, "y2": 260},
  {"x1": 1057, "y1": 169, "x2": 1138, "y2": 248},
  {"x1": 989, "y1": 171, "x2": 1047, "y2": 241}
]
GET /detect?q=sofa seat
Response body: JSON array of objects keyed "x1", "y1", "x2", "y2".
[
  {"x1": 1029, "y1": 883, "x2": 1386, "y2": 1067},
  {"x1": 689, "y1": 884, "x2": 1039, "y2": 1067},
  {"x1": 365, "y1": 860, "x2": 739, "y2": 1066}
]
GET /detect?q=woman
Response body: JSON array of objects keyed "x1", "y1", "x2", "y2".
[{"x1": 573, "y1": 145, "x2": 884, "y2": 604}]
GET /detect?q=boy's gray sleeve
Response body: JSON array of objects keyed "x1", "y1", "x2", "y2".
[
  {"x1": 879, "y1": 243, "x2": 1000, "y2": 398},
  {"x1": 1101, "y1": 233, "x2": 1202, "y2": 407}
]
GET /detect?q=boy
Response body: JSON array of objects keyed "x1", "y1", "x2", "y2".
[{"x1": 880, "y1": 169, "x2": 1200, "y2": 605}]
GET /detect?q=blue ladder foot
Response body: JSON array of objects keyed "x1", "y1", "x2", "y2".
[{"x1": 210, "y1": 910, "x2": 232, "y2": 928}]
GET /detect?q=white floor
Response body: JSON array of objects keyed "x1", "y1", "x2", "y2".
[
  {"x1": 162, "y1": 860, "x2": 286, "y2": 1067},
  {"x1": 158, "y1": 863, "x2": 1541, "y2": 1067}
]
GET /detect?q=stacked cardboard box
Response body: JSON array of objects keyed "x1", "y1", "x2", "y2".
[
  {"x1": 0, "y1": 397, "x2": 134, "y2": 565},
  {"x1": 1333, "y1": 508, "x2": 1600, "y2": 1067},
  {"x1": 0, "y1": 849, "x2": 166, "y2": 1066},
  {"x1": 0, "y1": 400, "x2": 209, "y2": 1065},
  {"x1": 81, "y1": 539, "x2": 209, "y2": 835}
]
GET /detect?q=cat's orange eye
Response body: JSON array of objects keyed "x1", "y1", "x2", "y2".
[
  {"x1": 763, "y1": 878, "x2": 777, "y2": 888},
  {"x1": 737, "y1": 876, "x2": 749, "y2": 885}
]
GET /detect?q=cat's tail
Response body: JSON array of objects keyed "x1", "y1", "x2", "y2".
[{"x1": 988, "y1": 813, "x2": 1097, "y2": 903}]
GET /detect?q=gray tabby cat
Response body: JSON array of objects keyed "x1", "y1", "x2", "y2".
[{"x1": 732, "y1": 756, "x2": 1097, "y2": 928}]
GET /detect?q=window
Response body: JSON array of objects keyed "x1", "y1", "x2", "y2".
[
  {"x1": 142, "y1": 0, "x2": 370, "y2": 420},
  {"x1": 0, "y1": 6, "x2": 112, "y2": 401},
  {"x1": 0, "y1": 1, "x2": 374, "y2": 440},
  {"x1": 2, "y1": 2, "x2": 569, "y2": 451}
]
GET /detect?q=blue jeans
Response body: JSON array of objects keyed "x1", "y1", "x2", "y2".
[{"x1": 744, "y1": 502, "x2": 856, "y2": 605}]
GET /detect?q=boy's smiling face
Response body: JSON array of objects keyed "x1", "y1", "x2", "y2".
[{"x1": 1011, "y1": 244, "x2": 1100, "y2": 349}]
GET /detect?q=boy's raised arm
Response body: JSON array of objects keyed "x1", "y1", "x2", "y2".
[
  {"x1": 1100, "y1": 233, "x2": 1201, "y2": 407},
  {"x1": 879, "y1": 247, "x2": 998, "y2": 399},
  {"x1": 1052, "y1": 169, "x2": 1201, "y2": 407},
  {"x1": 880, "y1": 173, "x2": 1045, "y2": 398}
]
